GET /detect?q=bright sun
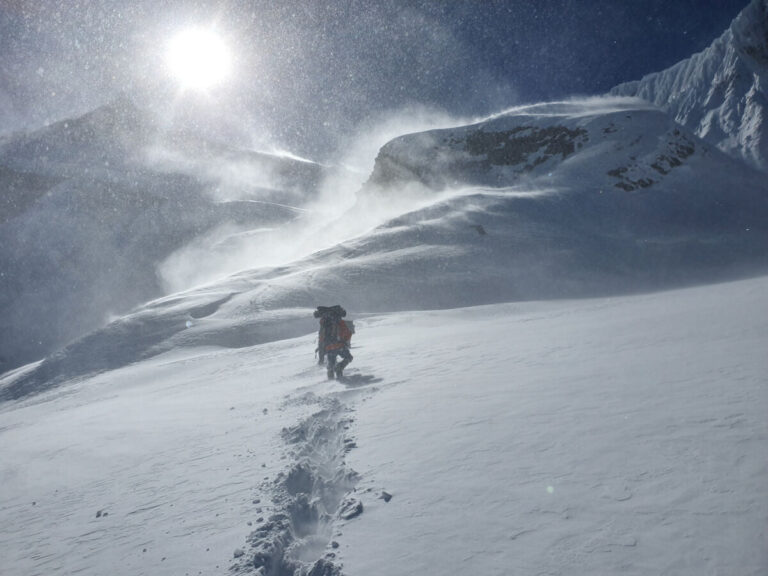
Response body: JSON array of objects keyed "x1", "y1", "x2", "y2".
[{"x1": 165, "y1": 28, "x2": 232, "y2": 90}]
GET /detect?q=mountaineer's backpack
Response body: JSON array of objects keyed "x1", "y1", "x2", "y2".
[
  {"x1": 315, "y1": 304, "x2": 354, "y2": 352},
  {"x1": 322, "y1": 317, "x2": 354, "y2": 351},
  {"x1": 338, "y1": 319, "x2": 354, "y2": 343},
  {"x1": 314, "y1": 305, "x2": 346, "y2": 319}
]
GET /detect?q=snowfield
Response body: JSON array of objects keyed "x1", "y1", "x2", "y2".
[
  {"x1": 1, "y1": 275, "x2": 766, "y2": 575},
  {"x1": 3, "y1": 3, "x2": 768, "y2": 571}
]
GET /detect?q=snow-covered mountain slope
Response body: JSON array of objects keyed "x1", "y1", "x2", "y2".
[
  {"x1": 366, "y1": 98, "x2": 760, "y2": 195},
  {"x1": 0, "y1": 97, "x2": 325, "y2": 195},
  {"x1": 611, "y1": 0, "x2": 768, "y2": 171},
  {"x1": 1, "y1": 276, "x2": 766, "y2": 576},
  {"x1": 359, "y1": 98, "x2": 768, "y2": 293},
  {"x1": 0, "y1": 98, "x2": 326, "y2": 374},
  {"x1": 4, "y1": 98, "x2": 767, "y2": 401}
]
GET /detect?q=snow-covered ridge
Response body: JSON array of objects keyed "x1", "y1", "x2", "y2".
[
  {"x1": 0, "y1": 98, "x2": 327, "y2": 375},
  {"x1": 366, "y1": 98, "x2": 746, "y2": 193},
  {"x1": 611, "y1": 0, "x2": 768, "y2": 171},
  {"x1": 5, "y1": 100, "x2": 768, "y2": 401},
  {"x1": 0, "y1": 97, "x2": 325, "y2": 194}
]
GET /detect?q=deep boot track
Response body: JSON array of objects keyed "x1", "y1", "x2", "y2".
[{"x1": 231, "y1": 396, "x2": 362, "y2": 576}]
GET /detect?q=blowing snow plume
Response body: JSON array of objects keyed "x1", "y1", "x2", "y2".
[
  {"x1": 151, "y1": 97, "x2": 768, "y2": 326},
  {"x1": 5, "y1": 98, "x2": 768, "y2": 400},
  {"x1": 156, "y1": 105, "x2": 467, "y2": 293},
  {"x1": 183, "y1": 96, "x2": 768, "y2": 313},
  {"x1": 0, "y1": 98, "x2": 319, "y2": 374}
]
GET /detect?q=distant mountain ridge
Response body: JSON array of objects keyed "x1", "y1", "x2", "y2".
[
  {"x1": 367, "y1": 99, "x2": 704, "y2": 194},
  {"x1": 5, "y1": 3, "x2": 768, "y2": 389},
  {"x1": 0, "y1": 97, "x2": 324, "y2": 191},
  {"x1": 612, "y1": 0, "x2": 768, "y2": 171},
  {"x1": 6, "y1": 98, "x2": 768, "y2": 400},
  {"x1": 0, "y1": 98, "x2": 326, "y2": 374}
]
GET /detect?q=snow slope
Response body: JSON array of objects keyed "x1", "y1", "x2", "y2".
[
  {"x1": 2, "y1": 57, "x2": 767, "y2": 576},
  {"x1": 340, "y1": 278, "x2": 768, "y2": 576},
  {"x1": 611, "y1": 0, "x2": 768, "y2": 171},
  {"x1": 0, "y1": 98, "x2": 326, "y2": 373},
  {"x1": 1, "y1": 275, "x2": 766, "y2": 576},
  {"x1": 4, "y1": 98, "x2": 767, "y2": 403}
]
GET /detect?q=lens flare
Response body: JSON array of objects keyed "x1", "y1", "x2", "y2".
[{"x1": 166, "y1": 27, "x2": 232, "y2": 90}]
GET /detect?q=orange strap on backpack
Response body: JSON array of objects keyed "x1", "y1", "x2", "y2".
[{"x1": 337, "y1": 319, "x2": 352, "y2": 343}]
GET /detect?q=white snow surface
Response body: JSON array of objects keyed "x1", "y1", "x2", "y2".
[
  {"x1": 2, "y1": 64, "x2": 768, "y2": 576},
  {"x1": 612, "y1": 0, "x2": 768, "y2": 171},
  {"x1": 1, "y1": 275, "x2": 767, "y2": 576},
  {"x1": 2, "y1": 97, "x2": 767, "y2": 412}
]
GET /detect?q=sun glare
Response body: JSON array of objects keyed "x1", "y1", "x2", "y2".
[{"x1": 165, "y1": 27, "x2": 232, "y2": 90}]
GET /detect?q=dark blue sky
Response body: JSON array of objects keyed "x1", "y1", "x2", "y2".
[{"x1": 0, "y1": 0, "x2": 750, "y2": 159}]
